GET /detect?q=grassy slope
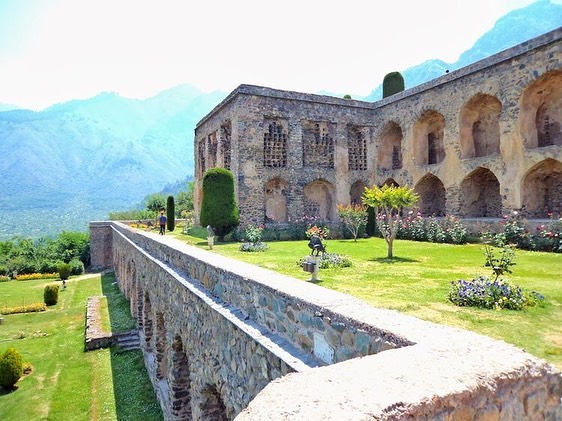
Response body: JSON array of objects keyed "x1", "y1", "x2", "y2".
[
  {"x1": 0, "y1": 274, "x2": 162, "y2": 421},
  {"x1": 175, "y1": 231, "x2": 562, "y2": 370}
]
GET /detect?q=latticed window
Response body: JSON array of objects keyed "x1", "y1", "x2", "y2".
[
  {"x1": 264, "y1": 121, "x2": 287, "y2": 168},
  {"x1": 392, "y1": 145, "x2": 402, "y2": 169},
  {"x1": 220, "y1": 121, "x2": 231, "y2": 169},
  {"x1": 303, "y1": 121, "x2": 334, "y2": 168},
  {"x1": 197, "y1": 140, "x2": 206, "y2": 176},
  {"x1": 348, "y1": 126, "x2": 367, "y2": 170},
  {"x1": 207, "y1": 132, "x2": 218, "y2": 168}
]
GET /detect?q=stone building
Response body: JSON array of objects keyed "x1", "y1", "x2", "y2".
[{"x1": 194, "y1": 28, "x2": 562, "y2": 229}]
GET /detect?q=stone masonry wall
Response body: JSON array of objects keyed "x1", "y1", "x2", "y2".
[
  {"x1": 91, "y1": 222, "x2": 562, "y2": 420},
  {"x1": 194, "y1": 28, "x2": 562, "y2": 228}
]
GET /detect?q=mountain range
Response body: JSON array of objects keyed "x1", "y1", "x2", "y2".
[{"x1": 1, "y1": 0, "x2": 561, "y2": 240}]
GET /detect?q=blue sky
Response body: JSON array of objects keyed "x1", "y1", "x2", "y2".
[{"x1": 0, "y1": 0, "x2": 557, "y2": 110}]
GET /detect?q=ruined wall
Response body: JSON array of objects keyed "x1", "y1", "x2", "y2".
[
  {"x1": 195, "y1": 29, "x2": 562, "y2": 227},
  {"x1": 90, "y1": 222, "x2": 562, "y2": 420}
]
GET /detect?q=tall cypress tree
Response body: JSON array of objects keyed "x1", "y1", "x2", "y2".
[{"x1": 166, "y1": 195, "x2": 175, "y2": 232}]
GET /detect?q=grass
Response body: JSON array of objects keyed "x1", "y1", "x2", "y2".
[
  {"x1": 0, "y1": 273, "x2": 162, "y2": 421},
  {"x1": 173, "y1": 229, "x2": 562, "y2": 370}
]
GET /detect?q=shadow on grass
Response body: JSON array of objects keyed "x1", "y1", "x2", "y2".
[
  {"x1": 369, "y1": 256, "x2": 419, "y2": 264},
  {"x1": 100, "y1": 273, "x2": 163, "y2": 420}
]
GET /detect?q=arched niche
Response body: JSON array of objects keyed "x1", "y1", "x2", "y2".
[
  {"x1": 381, "y1": 178, "x2": 399, "y2": 187},
  {"x1": 460, "y1": 167, "x2": 501, "y2": 217},
  {"x1": 522, "y1": 158, "x2": 562, "y2": 218},
  {"x1": 264, "y1": 178, "x2": 288, "y2": 222},
  {"x1": 377, "y1": 121, "x2": 403, "y2": 170},
  {"x1": 414, "y1": 173, "x2": 446, "y2": 216},
  {"x1": 350, "y1": 180, "x2": 368, "y2": 205},
  {"x1": 413, "y1": 110, "x2": 446, "y2": 165},
  {"x1": 520, "y1": 70, "x2": 562, "y2": 148},
  {"x1": 303, "y1": 179, "x2": 336, "y2": 221},
  {"x1": 459, "y1": 94, "x2": 502, "y2": 158}
]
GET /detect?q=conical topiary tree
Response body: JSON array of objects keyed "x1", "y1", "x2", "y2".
[
  {"x1": 382, "y1": 71, "x2": 405, "y2": 98},
  {"x1": 0, "y1": 348, "x2": 23, "y2": 390},
  {"x1": 166, "y1": 195, "x2": 175, "y2": 232},
  {"x1": 199, "y1": 168, "x2": 239, "y2": 241}
]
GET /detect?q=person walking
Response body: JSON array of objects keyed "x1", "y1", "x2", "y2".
[{"x1": 158, "y1": 209, "x2": 167, "y2": 235}]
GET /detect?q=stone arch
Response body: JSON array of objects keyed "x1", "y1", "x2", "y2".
[
  {"x1": 460, "y1": 167, "x2": 502, "y2": 217},
  {"x1": 520, "y1": 70, "x2": 562, "y2": 148},
  {"x1": 414, "y1": 174, "x2": 446, "y2": 216},
  {"x1": 350, "y1": 180, "x2": 368, "y2": 205},
  {"x1": 459, "y1": 94, "x2": 501, "y2": 158},
  {"x1": 377, "y1": 121, "x2": 403, "y2": 170},
  {"x1": 303, "y1": 179, "x2": 336, "y2": 221},
  {"x1": 143, "y1": 292, "x2": 154, "y2": 349},
  {"x1": 198, "y1": 384, "x2": 227, "y2": 421},
  {"x1": 155, "y1": 312, "x2": 168, "y2": 381},
  {"x1": 413, "y1": 110, "x2": 445, "y2": 165},
  {"x1": 521, "y1": 158, "x2": 562, "y2": 218},
  {"x1": 169, "y1": 335, "x2": 191, "y2": 420},
  {"x1": 264, "y1": 178, "x2": 288, "y2": 223},
  {"x1": 381, "y1": 178, "x2": 399, "y2": 187}
]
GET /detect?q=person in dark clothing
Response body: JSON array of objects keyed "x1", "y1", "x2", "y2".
[{"x1": 158, "y1": 210, "x2": 167, "y2": 235}]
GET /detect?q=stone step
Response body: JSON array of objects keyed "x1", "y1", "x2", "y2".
[{"x1": 115, "y1": 330, "x2": 140, "y2": 351}]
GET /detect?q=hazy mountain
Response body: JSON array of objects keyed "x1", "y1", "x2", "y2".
[
  {"x1": 364, "y1": 0, "x2": 562, "y2": 101},
  {"x1": 0, "y1": 85, "x2": 226, "y2": 239}
]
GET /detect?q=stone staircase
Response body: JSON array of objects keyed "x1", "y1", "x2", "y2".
[{"x1": 115, "y1": 330, "x2": 141, "y2": 351}]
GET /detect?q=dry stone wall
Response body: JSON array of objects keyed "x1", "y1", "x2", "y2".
[{"x1": 91, "y1": 222, "x2": 562, "y2": 420}]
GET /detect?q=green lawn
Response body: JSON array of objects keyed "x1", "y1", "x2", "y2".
[
  {"x1": 0, "y1": 274, "x2": 162, "y2": 421},
  {"x1": 174, "y1": 230, "x2": 562, "y2": 370}
]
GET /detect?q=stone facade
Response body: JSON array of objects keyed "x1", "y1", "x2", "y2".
[
  {"x1": 194, "y1": 29, "x2": 562, "y2": 228},
  {"x1": 90, "y1": 222, "x2": 562, "y2": 420}
]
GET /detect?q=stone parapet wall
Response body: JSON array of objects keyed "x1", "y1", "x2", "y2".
[{"x1": 90, "y1": 222, "x2": 562, "y2": 420}]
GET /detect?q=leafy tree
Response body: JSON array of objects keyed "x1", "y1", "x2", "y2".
[
  {"x1": 382, "y1": 71, "x2": 405, "y2": 98},
  {"x1": 144, "y1": 193, "x2": 167, "y2": 213},
  {"x1": 362, "y1": 184, "x2": 418, "y2": 258},
  {"x1": 176, "y1": 181, "x2": 194, "y2": 217},
  {"x1": 166, "y1": 195, "x2": 175, "y2": 232},
  {"x1": 199, "y1": 168, "x2": 239, "y2": 241},
  {"x1": 337, "y1": 203, "x2": 368, "y2": 242}
]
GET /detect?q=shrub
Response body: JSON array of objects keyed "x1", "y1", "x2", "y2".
[
  {"x1": 69, "y1": 259, "x2": 84, "y2": 276},
  {"x1": 337, "y1": 203, "x2": 368, "y2": 242},
  {"x1": 44, "y1": 284, "x2": 60, "y2": 306},
  {"x1": 0, "y1": 348, "x2": 23, "y2": 390},
  {"x1": 15, "y1": 272, "x2": 57, "y2": 281},
  {"x1": 57, "y1": 262, "x2": 72, "y2": 280},
  {"x1": 0, "y1": 275, "x2": 10, "y2": 282},
  {"x1": 199, "y1": 168, "x2": 240, "y2": 241},
  {"x1": 382, "y1": 71, "x2": 405, "y2": 98},
  {"x1": 239, "y1": 242, "x2": 269, "y2": 252},
  {"x1": 297, "y1": 253, "x2": 352, "y2": 269},
  {"x1": 0, "y1": 302, "x2": 47, "y2": 315},
  {"x1": 448, "y1": 276, "x2": 527, "y2": 310}
]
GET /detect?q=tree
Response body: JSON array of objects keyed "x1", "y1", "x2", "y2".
[
  {"x1": 362, "y1": 184, "x2": 418, "y2": 258},
  {"x1": 166, "y1": 195, "x2": 175, "y2": 232},
  {"x1": 0, "y1": 348, "x2": 23, "y2": 390},
  {"x1": 337, "y1": 203, "x2": 368, "y2": 242},
  {"x1": 145, "y1": 193, "x2": 167, "y2": 213},
  {"x1": 176, "y1": 181, "x2": 194, "y2": 217},
  {"x1": 199, "y1": 168, "x2": 239, "y2": 241},
  {"x1": 382, "y1": 71, "x2": 405, "y2": 98}
]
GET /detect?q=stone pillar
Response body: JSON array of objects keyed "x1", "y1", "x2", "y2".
[{"x1": 89, "y1": 222, "x2": 113, "y2": 270}]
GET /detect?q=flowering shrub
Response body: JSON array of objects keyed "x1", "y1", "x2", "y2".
[
  {"x1": 305, "y1": 224, "x2": 330, "y2": 240},
  {"x1": 0, "y1": 275, "x2": 10, "y2": 282},
  {"x1": 0, "y1": 302, "x2": 47, "y2": 315},
  {"x1": 15, "y1": 273, "x2": 58, "y2": 281},
  {"x1": 239, "y1": 225, "x2": 268, "y2": 252},
  {"x1": 297, "y1": 253, "x2": 352, "y2": 269},
  {"x1": 448, "y1": 276, "x2": 527, "y2": 310},
  {"x1": 487, "y1": 211, "x2": 561, "y2": 252},
  {"x1": 397, "y1": 212, "x2": 467, "y2": 244}
]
